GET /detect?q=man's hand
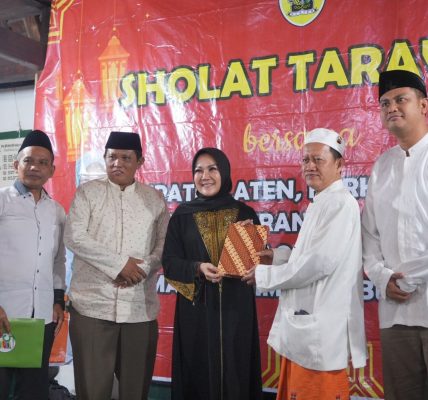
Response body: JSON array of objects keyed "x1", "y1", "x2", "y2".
[
  {"x1": 242, "y1": 266, "x2": 257, "y2": 285},
  {"x1": 115, "y1": 257, "x2": 147, "y2": 287},
  {"x1": 200, "y1": 262, "x2": 222, "y2": 284},
  {"x1": 52, "y1": 303, "x2": 64, "y2": 336},
  {"x1": 386, "y1": 272, "x2": 411, "y2": 302},
  {"x1": 113, "y1": 276, "x2": 129, "y2": 288},
  {"x1": 256, "y1": 249, "x2": 274, "y2": 265},
  {"x1": 0, "y1": 306, "x2": 10, "y2": 336}
]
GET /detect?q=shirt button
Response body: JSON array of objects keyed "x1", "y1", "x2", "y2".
[
  {"x1": 35, "y1": 287, "x2": 37, "y2": 290},
  {"x1": 37, "y1": 270, "x2": 39, "y2": 273},
  {"x1": 39, "y1": 252, "x2": 41, "y2": 256}
]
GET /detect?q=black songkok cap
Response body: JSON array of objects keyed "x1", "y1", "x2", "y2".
[
  {"x1": 18, "y1": 130, "x2": 53, "y2": 154},
  {"x1": 379, "y1": 69, "x2": 427, "y2": 100},
  {"x1": 105, "y1": 131, "x2": 142, "y2": 152}
]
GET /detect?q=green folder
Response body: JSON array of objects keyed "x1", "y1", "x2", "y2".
[{"x1": 0, "y1": 318, "x2": 44, "y2": 368}]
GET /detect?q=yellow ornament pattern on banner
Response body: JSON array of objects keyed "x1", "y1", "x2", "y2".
[{"x1": 48, "y1": 0, "x2": 75, "y2": 44}]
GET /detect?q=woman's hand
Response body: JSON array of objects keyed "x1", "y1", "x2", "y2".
[{"x1": 200, "y1": 262, "x2": 223, "y2": 283}]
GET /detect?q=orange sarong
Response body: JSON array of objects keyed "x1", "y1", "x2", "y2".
[{"x1": 276, "y1": 357, "x2": 350, "y2": 400}]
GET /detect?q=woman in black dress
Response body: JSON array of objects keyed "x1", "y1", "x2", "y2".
[{"x1": 162, "y1": 147, "x2": 263, "y2": 400}]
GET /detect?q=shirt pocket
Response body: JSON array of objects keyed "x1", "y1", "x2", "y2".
[{"x1": 281, "y1": 311, "x2": 320, "y2": 363}]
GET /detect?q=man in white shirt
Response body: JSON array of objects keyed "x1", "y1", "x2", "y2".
[
  {"x1": 65, "y1": 131, "x2": 169, "y2": 400},
  {"x1": 245, "y1": 128, "x2": 366, "y2": 400},
  {"x1": 362, "y1": 69, "x2": 428, "y2": 400},
  {"x1": 0, "y1": 130, "x2": 66, "y2": 400}
]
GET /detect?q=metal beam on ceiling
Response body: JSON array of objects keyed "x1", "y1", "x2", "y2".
[
  {"x1": 0, "y1": 26, "x2": 44, "y2": 70},
  {"x1": 0, "y1": 0, "x2": 51, "y2": 87}
]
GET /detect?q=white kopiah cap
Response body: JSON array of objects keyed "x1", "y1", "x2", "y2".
[{"x1": 304, "y1": 128, "x2": 345, "y2": 156}]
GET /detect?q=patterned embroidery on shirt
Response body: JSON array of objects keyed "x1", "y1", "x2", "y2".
[
  {"x1": 165, "y1": 278, "x2": 195, "y2": 302},
  {"x1": 193, "y1": 209, "x2": 239, "y2": 266}
]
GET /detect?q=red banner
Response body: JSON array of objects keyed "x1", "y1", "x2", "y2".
[{"x1": 39, "y1": 0, "x2": 428, "y2": 397}]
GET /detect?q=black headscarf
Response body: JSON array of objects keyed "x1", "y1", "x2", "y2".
[{"x1": 175, "y1": 147, "x2": 239, "y2": 215}]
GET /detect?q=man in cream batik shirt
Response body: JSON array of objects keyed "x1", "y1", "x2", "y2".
[{"x1": 65, "y1": 131, "x2": 169, "y2": 400}]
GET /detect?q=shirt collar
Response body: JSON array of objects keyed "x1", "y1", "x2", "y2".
[
  {"x1": 404, "y1": 132, "x2": 428, "y2": 156},
  {"x1": 13, "y1": 179, "x2": 50, "y2": 199},
  {"x1": 312, "y1": 179, "x2": 343, "y2": 202},
  {"x1": 107, "y1": 178, "x2": 136, "y2": 193}
]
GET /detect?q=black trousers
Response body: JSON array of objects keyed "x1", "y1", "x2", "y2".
[{"x1": 0, "y1": 322, "x2": 55, "y2": 400}]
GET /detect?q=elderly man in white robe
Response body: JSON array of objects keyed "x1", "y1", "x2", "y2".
[{"x1": 244, "y1": 128, "x2": 367, "y2": 400}]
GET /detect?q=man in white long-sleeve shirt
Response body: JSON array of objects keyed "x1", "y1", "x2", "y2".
[
  {"x1": 0, "y1": 130, "x2": 66, "y2": 400},
  {"x1": 246, "y1": 128, "x2": 366, "y2": 400},
  {"x1": 65, "y1": 131, "x2": 169, "y2": 400},
  {"x1": 362, "y1": 69, "x2": 428, "y2": 400}
]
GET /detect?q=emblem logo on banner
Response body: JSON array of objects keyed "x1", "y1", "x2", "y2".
[{"x1": 279, "y1": 0, "x2": 325, "y2": 26}]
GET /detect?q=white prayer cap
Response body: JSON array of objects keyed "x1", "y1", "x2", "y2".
[{"x1": 304, "y1": 128, "x2": 345, "y2": 156}]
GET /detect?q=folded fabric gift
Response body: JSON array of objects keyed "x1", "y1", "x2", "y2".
[
  {"x1": 0, "y1": 318, "x2": 44, "y2": 368},
  {"x1": 218, "y1": 223, "x2": 269, "y2": 277}
]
